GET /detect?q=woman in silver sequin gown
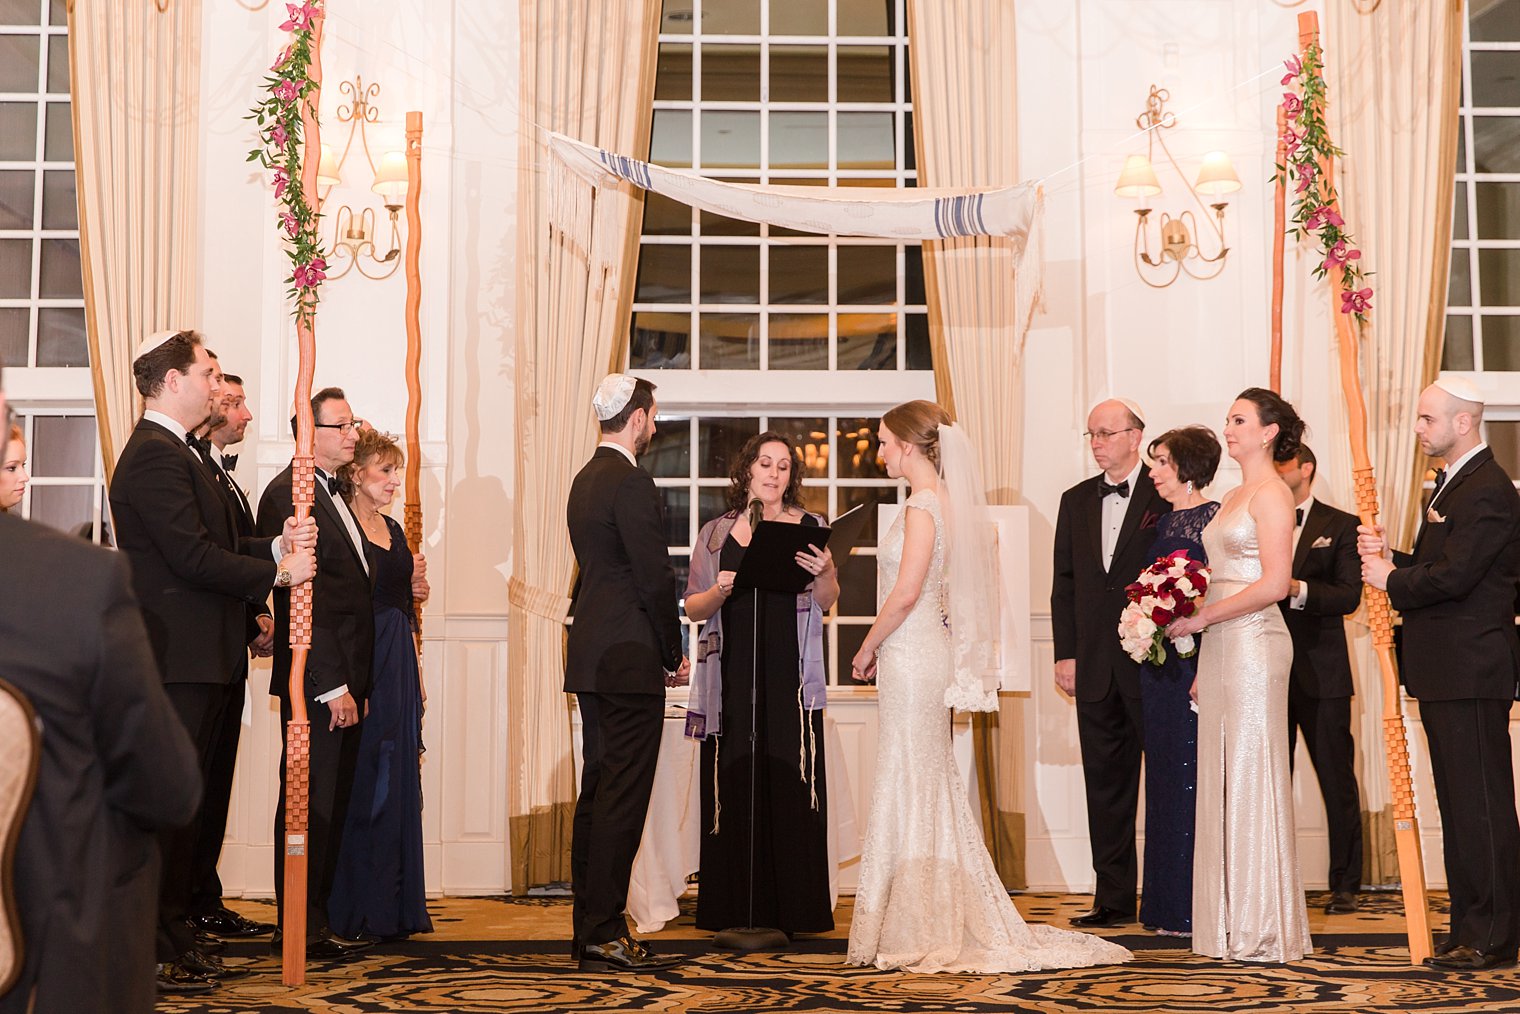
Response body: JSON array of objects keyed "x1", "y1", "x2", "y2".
[
  {"x1": 1168, "y1": 389, "x2": 1313, "y2": 963},
  {"x1": 845, "y1": 401, "x2": 1131, "y2": 973}
]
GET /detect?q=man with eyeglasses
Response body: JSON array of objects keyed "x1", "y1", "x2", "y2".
[
  {"x1": 1051, "y1": 398, "x2": 1170, "y2": 929},
  {"x1": 256, "y1": 386, "x2": 377, "y2": 959}
]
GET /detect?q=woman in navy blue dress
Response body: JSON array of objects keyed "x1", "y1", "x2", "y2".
[
  {"x1": 329, "y1": 429, "x2": 433, "y2": 940},
  {"x1": 1136, "y1": 426, "x2": 1221, "y2": 936}
]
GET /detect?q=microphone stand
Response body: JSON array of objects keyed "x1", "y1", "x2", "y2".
[{"x1": 714, "y1": 500, "x2": 788, "y2": 953}]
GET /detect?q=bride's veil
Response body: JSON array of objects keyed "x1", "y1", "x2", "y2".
[{"x1": 936, "y1": 422, "x2": 1003, "y2": 713}]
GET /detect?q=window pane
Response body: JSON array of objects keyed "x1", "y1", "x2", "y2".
[
  {"x1": 32, "y1": 414, "x2": 93, "y2": 476},
  {"x1": 0, "y1": 238, "x2": 32, "y2": 298},
  {"x1": 838, "y1": 111, "x2": 895, "y2": 169},
  {"x1": 1442, "y1": 315, "x2": 1474, "y2": 371},
  {"x1": 0, "y1": 306, "x2": 26, "y2": 366},
  {"x1": 798, "y1": 482, "x2": 827, "y2": 515},
  {"x1": 704, "y1": 0, "x2": 760, "y2": 35},
  {"x1": 1476, "y1": 181, "x2": 1520, "y2": 240},
  {"x1": 768, "y1": 312, "x2": 827, "y2": 369},
  {"x1": 636, "y1": 243, "x2": 691, "y2": 303},
  {"x1": 651, "y1": 109, "x2": 693, "y2": 167},
  {"x1": 1450, "y1": 249, "x2": 1472, "y2": 307},
  {"x1": 1487, "y1": 421, "x2": 1520, "y2": 479},
  {"x1": 1473, "y1": 116, "x2": 1520, "y2": 173},
  {"x1": 38, "y1": 237, "x2": 80, "y2": 298},
  {"x1": 0, "y1": 33, "x2": 39, "y2": 93},
  {"x1": 700, "y1": 110, "x2": 760, "y2": 168},
  {"x1": 37, "y1": 306, "x2": 86, "y2": 367},
  {"x1": 1470, "y1": 51, "x2": 1520, "y2": 108},
  {"x1": 837, "y1": 553, "x2": 877, "y2": 615},
  {"x1": 698, "y1": 311, "x2": 759, "y2": 368},
  {"x1": 698, "y1": 486, "x2": 729, "y2": 528},
  {"x1": 770, "y1": 0, "x2": 826, "y2": 36},
  {"x1": 770, "y1": 416, "x2": 829, "y2": 477},
  {"x1": 838, "y1": 482, "x2": 888, "y2": 542},
  {"x1": 1478, "y1": 248, "x2": 1520, "y2": 307},
  {"x1": 0, "y1": 104, "x2": 38, "y2": 161},
  {"x1": 631, "y1": 310, "x2": 692, "y2": 369},
  {"x1": 0, "y1": 0, "x2": 40, "y2": 25},
  {"x1": 1471, "y1": 0, "x2": 1520, "y2": 41},
  {"x1": 699, "y1": 416, "x2": 760, "y2": 476},
  {"x1": 46, "y1": 33, "x2": 66, "y2": 93},
  {"x1": 1480, "y1": 314, "x2": 1520, "y2": 370},
  {"x1": 836, "y1": 419, "x2": 885, "y2": 479},
  {"x1": 904, "y1": 311, "x2": 931, "y2": 369},
  {"x1": 0, "y1": 170, "x2": 34, "y2": 230},
  {"x1": 770, "y1": 245, "x2": 827, "y2": 303},
  {"x1": 28, "y1": 484, "x2": 94, "y2": 536},
  {"x1": 834, "y1": 622, "x2": 871, "y2": 686},
  {"x1": 905, "y1": 244, "x2": 926, "y2": 303},
  {"x1": 41, "y1": 168, "x2": 74, "y2": 229},
  {"x1": 699, "y1": 245, "x2": 759, "y2": 303},
  {"x1": 838, "y1": 312, "x2": 897, "y2": 369},
  {"x1": 700, "y1": 178, "x2": 758, "y2": 236},
  {"x1": 659, "y1": 485, "x2": 691, "y2": 547},
  {"x1": 661, "y1": 0, "x2": 694, "y2": 35},
  {"x1": 655, "y1": 43, "x2": 692, "y2": 101},
  {"x1": 44, "y1": 100, "x2": 70, "y2": 160},
  {"x1": 837, "y1": 45, "x2": 893, "y2": 102},
  {"x1": 769, "y1": 45, "x2": 827, "y2": 102},
  {"x1": 1454, "y1": 182, "x2": 1469, "y2": 241},
  {"x1": 837, "y1": 245, "x2": 896, "y2": 304},
  {"x1": 47, "y1": 0, "x2": 62, "y2": 24},
  {"x1": 838, "y1": 0, "x2": 892, "y2": 36},
  {"x1": 702, "y1": 44, "x2": 760, "y2": 101},
  {"x1": 770, "y1": 111, "x2": 827, "y2": 169},
  {"x1": 642, "y1": 191, "x2": 693, "y2": 236},
  {"x1": 647, "y1": 415, "x2": 692, "y2": 478}
]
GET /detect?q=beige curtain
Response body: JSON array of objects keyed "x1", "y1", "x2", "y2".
[
  {"x1": 509, "y1": 0, "x2": 660, "y2": 892},
  {"x1": 1323, "y1": 0, "x2": 1463, "y2": 885},
  {"x1": 907, "y1": 0, "x2": 1031, "y2": 888},
  {"x1": 67, "y1": 0, "x2": 201, "y2": 482}
]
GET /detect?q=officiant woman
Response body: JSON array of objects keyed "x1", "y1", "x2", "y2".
[{"x1": 683, "y1": 431, "x2": 838, "y2": 937}]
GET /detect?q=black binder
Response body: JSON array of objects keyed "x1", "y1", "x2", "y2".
[{"x1": 732, "y1": 503, "x2": 872, "y2": 594}]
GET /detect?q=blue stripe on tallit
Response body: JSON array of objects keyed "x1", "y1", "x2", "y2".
[{"x1": 597, "y1": 149, "x2": 653, "y2": 190}]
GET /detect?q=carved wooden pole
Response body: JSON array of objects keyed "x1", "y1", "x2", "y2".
[
  {"x1": 1270, "y1": 105, "x2": 1287, "y2": 393},
  {"x1": 403, "y1": 110, "x2": 424, "y2": 653},
  {"x1": 1298, "y1": 10, "x2": 1432, "y2": 964},
  {"x1": 282, "y1": 6, "x2": 325, "y2": 988}
]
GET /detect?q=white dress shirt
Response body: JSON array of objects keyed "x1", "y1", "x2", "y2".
[
  {"x1": 597, "y1": 440, "x2": 638, "y2": 467},
  {"x1": 1101, "y1": 460, "x2": 1144, "y2": 572},
  {"x1": 1288, "y1": 494, "x2": 1316, "y2": 610},
  {"x1": 1431, "y1": 443, "x2": 1487, "y2": 513}
]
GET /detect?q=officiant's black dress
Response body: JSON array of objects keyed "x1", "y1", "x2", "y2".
[
  {"x1": 328, "y1": 514, "x2": 432, "y2": 940},
  {"x1": 696, "y1": 521, "x2": 832, "y2": 933},
  {"x1": 1137, "y1": 501, "x2": 1218, "y2": 935}
]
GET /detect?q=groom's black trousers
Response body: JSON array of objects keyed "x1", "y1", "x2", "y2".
[{"x1": 573, "y1": 691, "x2": 664, "y2": 945}]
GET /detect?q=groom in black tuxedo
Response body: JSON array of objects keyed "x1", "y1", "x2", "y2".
[
  {"x1": 1361, "y1": 378, "x2": 1520, "y2": 971},
  {"x1": 1052, "y1": 398, "x2": 1169, "y2": 927},
  {"x1": 565, "y1": 374, "x2": 688, "y2": 972},
  {"x1": 1275, "y1": 443, "x2": 1365, "y2": 915}
]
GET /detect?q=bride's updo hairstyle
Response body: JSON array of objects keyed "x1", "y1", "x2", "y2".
[
  {"x1": 882, "y1": 400, "x2": 953, "y2": 471},
  {"x1": 1236, "y1": 386, "x2": 1307, "y2": 464}
]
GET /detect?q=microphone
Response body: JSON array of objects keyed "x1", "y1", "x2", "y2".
[{"x1": 747, "y1": 497, "x2": 764, "y2": 531}]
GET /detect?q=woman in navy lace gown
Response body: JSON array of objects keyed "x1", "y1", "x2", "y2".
[
  {"x1": 329, "y1": 430, "x2": 433, "y2": 940},
  {"x1": 1136, "y1": 426, "x2": 1221, "y2": 936}
]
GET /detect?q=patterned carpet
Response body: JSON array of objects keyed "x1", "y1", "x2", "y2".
[{"x1": 154, "y1": 892, "x2": 1520, "y2": 1013}]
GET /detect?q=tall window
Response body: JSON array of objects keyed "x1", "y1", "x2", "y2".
[
  {"x1": 0, "y1": 0, "x2": 101, "y2": 537},
  {"x1": 635, "y1": 0, "x2": 933, "y2": 684}
]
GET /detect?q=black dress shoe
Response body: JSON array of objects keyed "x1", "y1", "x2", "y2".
[
  {"x1": 1070, "y1": 905, "x2": 1135, "y2": 928},
  {"x1": 1425, "y1": 944, "x2": 1518, "y2": 971},
  {"x1": 191, "y1": 928, "x2": 227, "y2": 954},
  {"x1": 179, "y1": 947, "x2": 254, "y2": 980},
  {"x1": 1434, "y1": 936, "x2": 1459, "y2": 956},
  {"x1": 578, "y1": 934, "x2": 682, "y2": 972},
  {"x1": 270, "y1": 927, "x2": 374, "y2": 958},
  {"x1": 156, "y1": 960, "x2": 218, "y2": 994},
  {"x1": 191, "y1": 908, "x2": 277, "y2": 938},
  {"x1": 1324, "y1": 891, "x2": 1359, "y2": 915}
]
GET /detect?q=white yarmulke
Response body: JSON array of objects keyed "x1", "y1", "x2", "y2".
[
  {"x1": 1114, "y1": 397, "x2": 1147, "y2": 428},
  {"x1": 592, "y1": 374, "x2": 637, "y2": 421},
  {"x1": 1433, "y1": 374, "x2": 1484, "y2": 406},
  {"x1": 135, "y1": 329, "x2": 185, "y2": 362}
]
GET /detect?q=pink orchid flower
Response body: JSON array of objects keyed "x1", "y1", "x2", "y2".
[
  {"x1": 273, "y1": 78, "x2": 300, "y2": 106},
  {"x1": 1305, "y1": 205, "x2": 1343, "y2": 231},
  {"x1": 294, "y1": 257, "x2": 328, "y2": 289},
  {"x1": 1323, "y1": 239, "x2": 1362, "y2": 270},
  {"x1": 268, "y1": 122, "x2": 288, "y2": 149},
  {"x1": 280, "y1": 2, "x2": 312, "y2": 32},
  {"x1": 1281, "y1": 93, "x2": 1303, "y2": 117},
  {"x1": 1281, "y1": 54, "x2": 1302, "y2": 86},
  {"x1": 271, "y1": 45, "x2": 292, "y2": 72},
  {"x1": 280, "y1": 211, "x2": 299, "y2": 236},
  {"x1": 1295, "y1": 161, "x2": 1316, "y2": 194},
  {"x1": 1340, "y1": 287, "x2": 1373, "y2": 315},
  {"x1": 272, "y1": 168, "x2": 289, "y2": 201},
  {"x1": 1281, "y1": 127, "x2": 1301, "y2": 158}
]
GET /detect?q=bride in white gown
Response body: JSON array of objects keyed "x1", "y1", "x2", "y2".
[{"x1": 846, "y1": 400, "x2": 1131, "y2": 973}]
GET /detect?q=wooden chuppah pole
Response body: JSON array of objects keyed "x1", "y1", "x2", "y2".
[
  {"x1": 1296, "y1": 10, "x2": 1432, "y2": 964},
  {"x1": 403, "y1": 110, "x2": 424, "y2": 650},
  {"x1": 282, "y1": 7, "x2": 326, "y2": 988},
  {"x1": 1270, "y1": 105, "x2": 1287, "y2": 393}
]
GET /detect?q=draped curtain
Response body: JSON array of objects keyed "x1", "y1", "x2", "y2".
[
  {"x1": 1323, "y1": 0, "x2": 1464, "y2": 885},
  {"x1": 906, "y1": 0, "x2": 1031, "y2": 888},
  {"x1": 509, "y1": 0, "x2": 660, "y2": 892},
  {"x1": 68, "y1": 0, "x2": 202, "y2": 482}
]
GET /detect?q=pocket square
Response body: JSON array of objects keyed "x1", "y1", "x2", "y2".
[
  {"x1": 1311, "y1": 535, "x2": 1333, "y2": 549},
  {"x1": 1426, "y1": 507, "x2": 1447, "y2": 524}
]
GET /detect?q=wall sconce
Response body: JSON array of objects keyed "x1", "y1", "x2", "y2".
[
  {"x1": 1116, "y1": 85, "x2": 1240, "y2": 288},
  {"x1": 319, "y1": 75, "x2": 410, "y2": 281}
]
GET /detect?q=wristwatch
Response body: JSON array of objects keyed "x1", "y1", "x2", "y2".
[{"x1": 275, "y1": 567, "x2": 293, "y2": 589}]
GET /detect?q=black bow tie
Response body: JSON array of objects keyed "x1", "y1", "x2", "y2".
[
  {"x1": 1295, "y1": 507, "x2": 1304, "y2": 527},
  {"x1": 1100, "y1": 479, "x2": 1130, "y2": 499},
  {"x1": 220, "y1": 452, "x2": 238, "y2": 471},
  {"x1": 1432, "y1": 467, "x2": 1448, "y2": 497},
  {"x1": 321, "y1": 472, "x2": 346, "y2": 498},
  {"x1": 186, "y1": 433, "x2": 212, "y2": 460}
]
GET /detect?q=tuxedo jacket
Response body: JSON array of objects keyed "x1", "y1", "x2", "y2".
[
  {"x1": 1051, "y1": 465, "x2": 1171, "y2": 702},
  {"x1": 207, "y1": 450, "x2": 273, "y2": 647},
  {"x1": 108, "y1": 418, "x2": 278, "y2": 686},
  {"x1": 564, "y1": 447, "x2": 683, "y2": 696},
  {"x1": 0, "y1": 513, "x2": 200, "y2": 1014},
  {"x1": 256, "y1": 464, "x2": 376, "y2": 704},
  {"x1": 1278, "y1": 499, "x2": 1362, "y2": 699},
  {"x1": 1388, "y1": 447, "x2": 1520, "y2": 702}
]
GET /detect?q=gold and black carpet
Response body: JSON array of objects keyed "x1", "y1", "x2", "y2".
[{"x1": 156, "y1": 892, "x2": 1520, "y2": 1013}]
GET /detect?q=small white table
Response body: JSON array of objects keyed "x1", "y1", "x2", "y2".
[{"x1": 624, "y1": 712, "x2": 859, "y2": 933}]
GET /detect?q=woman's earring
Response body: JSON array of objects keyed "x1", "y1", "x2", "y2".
[
  {"x1": 1261, "y1": 438, "x2": 1269, "y2": 449},
  {"x1": 1185, "y1": 480, "x2": 1194, "y2": 495}
]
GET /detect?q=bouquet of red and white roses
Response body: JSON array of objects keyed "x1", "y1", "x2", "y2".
[{"x1": 1117, "y1": 549, "x2": 1211, "y2": 665}]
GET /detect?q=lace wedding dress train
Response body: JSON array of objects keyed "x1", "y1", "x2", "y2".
[{"x1": 846, "y1": 489, "x2": 1132, "y2": 973}]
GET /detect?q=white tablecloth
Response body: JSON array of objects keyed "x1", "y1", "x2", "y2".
[{"x1": 625, "y1": 713, "x2": 859, "y2": 933}]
